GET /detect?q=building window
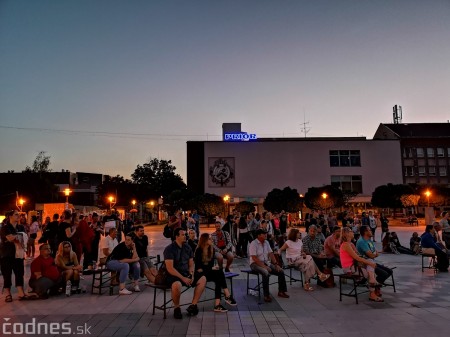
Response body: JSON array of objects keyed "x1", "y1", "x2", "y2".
[
  {"x1": 329, "y1": 150, "x2": 361, "y2": 167},
  {"x1": 331, "y1": 175, "x2": 362, "y2": 194},
  {"x1": 439, "y1": 167, "x2": 447, "y2": 176},
  {"x1": 429, "y1": 166, "x2": 436, "y2": 176},
  {"x1": 427, "y1": 148, "x2": 434, "y2": 157},
  {"x1": 416, "y1": 148, "x2": 424, "y2": 158},
  {"x1": 418, "y1": 167, "x2": 426, "y2": 176},
  {"x1": 405, "y1": 166, "x2": 414, "y2": 176},
  {"x1": 437, "y1": 148, "x2": 444, "y2": 157},
  {"x1": 403, "y1": 148, "x2": 413, "y2": 158}
]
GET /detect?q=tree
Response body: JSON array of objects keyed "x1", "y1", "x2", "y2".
[
  {"x1": 132, "y1": 158, "x2": 186, "y2": 200},
  {"x1": 24, "y1": 151, "x2": 52, "y2": 173},
  {"x1": 234, "y1": 201, "x2": 255, "y2": 215},
  {"x1": 371, "y1": 183, "x2": 414, "y2": 210},
  {"x1": 400, "y1": 194, "x2": 420, "y2": 214},
  {"x1": 96, "y1": 175, "x2": 136, "y2": 208},
  {"x1": 304, "y1": 185, "x2": 344, "y2": 210},
  {"x1": 263, "y1": 187, "x2": 302, "y2": 213},
  {"x1": 167, "y1": 188, "x2": 198, "y2": 211},
  {"x1": 191, "y1": 193, "x2": 224, "y2": 219}
]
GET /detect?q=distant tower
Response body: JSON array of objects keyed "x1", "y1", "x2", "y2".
[{"x1": 393, "y1": 105, "x2": 402, "y2": 124}]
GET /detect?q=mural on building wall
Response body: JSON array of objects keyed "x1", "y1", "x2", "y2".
[{"x1": 208, "y1": 157, "x2": 235, "y2": 187}]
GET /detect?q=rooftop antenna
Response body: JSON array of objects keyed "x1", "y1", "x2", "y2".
[
  {"x1": 300, "y1": 111, "x2": 310, "y2": 138},
  {"x1": 393, "y1": 105, "x2": 402, "y2": 124}
]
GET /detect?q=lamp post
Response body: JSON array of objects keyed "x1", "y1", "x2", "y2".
[
  {"x1": 321, "y1": 193, "x2": 328, "y2": 212},
  {"x1": 108, "y1": 196, "x2": 116, "y2": 210},
  {"x1": 17, "y1": 198, "x2": 25, "y2": 212},
  {"x1": 425, "y1": 190, "x2": 431, "y2": 207},
  {"x1": 223, "y1": 195, "x2": 230, "y2": 216},
  {"x1": 64, "y1": 188, "x2": 71, "y2": 210}
]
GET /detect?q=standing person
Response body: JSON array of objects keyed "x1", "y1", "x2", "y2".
[
  {"x1": 191, "y1": 209, "x2": 201, "y2": 238},
  {"x1": 43, "y1": 214, "x2": 60, "y2": 258},
  {"x1": 279, "y1": 211, "x2": 288, "y2": 236},
  {"x1": 76, "y1": 214, "x2": 94, "y2": 271},
  {"x1": 249, "y1": 229, "x2": 289, "y2": 302},
  {"x1": 0, "y1": 210, "x2": 28, "y2": 302},
  {"x1": 380, "y1": 213, "x2": 389, "y2": 242},
  {"x1": 57, "y1": 210, "x2": 77, "y2": 246},
  {"x1": 89, "y1": 212, "x2": 103, "y2": 268},
  {"x1": 194, "y1": 233, "x2": 237, "y2": 312},
  {"x1": 236, "y1": 216, "x2": 250, "y2": 258},
  {"x1": 368, "y1": 211, "x2": 377, "y2": 242},
  {"x1": 439, "y1": 211, "x2": 450, "y2": 249},
  {"x1": 163, "y1": 228, "x2": 207, "y2": 319},
  {"x1": 187, "y1": 229, "x2": 198, "y2": 252},
  {"x1": 27, "y1": 215, "x2": 40, "y2": 259},
  {"x1": 123, "y1": 213, "x2": 135, "y2": 235}
]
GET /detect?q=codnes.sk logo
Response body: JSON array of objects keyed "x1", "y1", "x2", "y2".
[{"x1": 2, "y1": 317, "x2": 91, "y2": 335}]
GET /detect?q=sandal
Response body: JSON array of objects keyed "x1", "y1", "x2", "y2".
[
  {"x1": 369, "y1": 296, "x2": 384, "y2": 302},
  {"x1": 303, "y1": 283, "x2": 314, "y2": 291},
  {"x1": 319, "y1": 273, "x2": 330, "y2": 282},
  {"x1": 5, "y1": 295, "x2": 13, "y2": 302}
]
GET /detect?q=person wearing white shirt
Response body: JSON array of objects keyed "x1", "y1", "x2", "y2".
[{"x1": 99, "y1": 228, "x2": 119, "y2": 265}]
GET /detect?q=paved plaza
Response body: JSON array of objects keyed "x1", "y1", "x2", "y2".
[{"x1": 1, "y1": 224, "x2": 450, "y2": 337}]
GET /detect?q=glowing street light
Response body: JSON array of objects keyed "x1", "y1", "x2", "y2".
[
  {"x1": 64, "y1": 188, "x2": 71, "y2": 210},
  {"x1": 223, "y1": 195, "x2": 230, "y2": 216},
  {"x1": 150, "y1": 201, "x2": 155, "y2": 207},
  {"x1": 322, "y1": 193, "x2": 328, "y2": 200},
  {"x1": 132, "y1": 200, "x2": 136, "y2": 207},
  {"x1": 424, "y1": 190, "x2": 431, "y2": 207},
  {"x1": 17, "y1": 198, "x2": 26, "y2": 212},
  {"x1": 108, "y1": 196, "x2": 116, "y2": 210}
]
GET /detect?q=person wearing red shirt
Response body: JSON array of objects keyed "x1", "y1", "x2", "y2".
[{"x1": 29, "y1": 244, "x2": 62, "y2": 299}]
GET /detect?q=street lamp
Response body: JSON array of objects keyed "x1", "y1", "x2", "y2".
[
  {"x1": 321, "y1": 193, "x2": 328, "y2": 213},
  {"x1": 108, "y1": 196, "x2": 116, "y2": 210},
  {"x1": 223, "y1": 195, "x2": 230, "y2": 216},
  {"x1": 17, "y1": 198, "x2": 25, "y2": 212},
  {"x1": 425, "y1": 190, "x2": 431, "y2": 207},
  {"x1": 132, "y1": 200, "x2": 136, "y2": 207},
  {"x1": 64, "y1": 188, "x2": 71, "y2": 210}
]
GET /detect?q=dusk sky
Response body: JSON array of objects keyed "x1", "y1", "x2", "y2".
[{"x1": 1, "y1": 0, "x2": 449, "y2": 182}]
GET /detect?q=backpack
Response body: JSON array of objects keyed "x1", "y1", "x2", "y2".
[{"x1": 163, "y1": 225, "x2": 173, "y2": 239}]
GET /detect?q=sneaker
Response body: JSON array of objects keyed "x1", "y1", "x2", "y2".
[
  {"x1": 224, "y1": 295, "x2": 237, "y2": 306},
  {"x1": 134, "y1": 285, "x2": 141, "y2": 292},
  {"x1": 173, "y1": 307, "x2": 182, "y2": 319},
  {"x1": 186, "y1": 304, "x2": 199, "y2": 316},
  {"x1": 214, "y1": 304, "x2": 228, "y2": 312},
  {"x1": 119, "y1": 288, "x2": 132, "y2": 295}
]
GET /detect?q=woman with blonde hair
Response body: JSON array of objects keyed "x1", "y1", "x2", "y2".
[
  {"x1": 340, "y1": 227, "x2": 382, "y2": 302},
  {"x1": 55, "y1": 241, "x2": 82, "y2": 293},
  {"x1": 194, "y1": 233, "x2": 237, "y2": 312},
  {"x1": 278, "y1": 228, "x2": 329, "y2": 291}
]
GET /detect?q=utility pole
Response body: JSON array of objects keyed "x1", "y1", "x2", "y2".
[{"x1": 300, "y1": 112, "x2": 310, "y2": 138}]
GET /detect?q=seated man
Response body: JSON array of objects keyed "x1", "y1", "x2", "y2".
[
  {"x1": 211, "y1": 221, "x2": 234, "y2": 272},
  {"x1": 130, "y1": 225, "x2": 158, "y2": 285},
  {"x1": 356, "y1": 226, "x2": 393, "y2": 284},
  {"x1": 421, "y1": 224, "x2": 449, "y2": 272},
  {"x1": 105, "y1": 233, "x2": 141, "y2": 295},
  {"x1": 302, "y1": 225, "x2": 327, "y2": 271},
  {"x1": 29, "y1": 244, "x2": 62, "y2": 299},
  {"x1": 249, "y1": 229, "x2": 289, "y2": 303},
  {"x1": 99, "y1": 228, "x2": 119, "y2": 265},
  {"x1": 324, "y1": 226, "x2": 341, "y2": 267},
  {"x1": 164, "y1": 228, "x2": 206, "y2": 319}
]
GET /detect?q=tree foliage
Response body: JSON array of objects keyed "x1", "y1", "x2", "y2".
[
  {"x1": 167, "y1": 188, "x2": 198, "y2": 211},
  {"x1": 304, "y1": 185, "x2": 344, "y2": 210},
  {"x1": 263, "y1": 187, "x2": 302, "y2": 213},
  {"x1": 234, "y1": 201, "x2": 255, "y2": 215},
  {"x1": 131, "y1": 158, "x2": 186, "y2": 200},
  {"x1": 191, "y1": 193, "x2": 224, "y2": 217},
  {"x1": 24, "y1": 151, "x2": 52, "y2": 173},
  {"x1": 371, "y1": 183, "x2": 414, "y2": 209},
  {"x1": 96, "y1": 175, "x2": 136, "y2": 207}
]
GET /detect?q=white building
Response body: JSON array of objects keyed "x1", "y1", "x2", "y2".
[{"x1": 187, "y1": 124, "x2": 403, "y2": 208}]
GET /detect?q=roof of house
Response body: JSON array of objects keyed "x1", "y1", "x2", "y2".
[{"x1": 376, "y1": 123, "x2": 450, "y2": 138}]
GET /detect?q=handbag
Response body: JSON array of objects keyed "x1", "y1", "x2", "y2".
[{"x1": 154, "y1": 262, "x2": 168, "y2": 285}]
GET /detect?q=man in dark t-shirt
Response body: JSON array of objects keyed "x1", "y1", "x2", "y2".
[
  {"x1": 163, "y1": 227, "x2": 206, "y2": 319},
  {"x1": 129, "y1": 225, "x2": 157, "y2": 284}
]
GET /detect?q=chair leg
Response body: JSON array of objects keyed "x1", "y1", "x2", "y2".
[
  {"x1": 152, "y1": 287, "x2": 157, "y2": 315},
  {"x1": 390, "y1": 273, "x2": 396, "y2": 292},
  {"x1": 163, "y1": 288, "x2": 167, "y2": 319},
  {"x1": 339, "y1": 277, "x2": 343, "y2": 301},
  {"x1": 353, "y1": 278, "x2": 358, "y2": 304}
]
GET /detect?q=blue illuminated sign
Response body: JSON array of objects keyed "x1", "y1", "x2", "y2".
[{"x1": 224, "y1": 133, "x2": 257, "y2": 141}]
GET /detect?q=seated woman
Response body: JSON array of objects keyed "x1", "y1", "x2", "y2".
[
  {"x1": 421, "y1": 224, "x2": 449, "y2": 272},
  {"x1": 389, "y1": 232, "x2": 415, "y2": 255},
  {"x1": 194, "y1": 233, "x2": 237, "y2": 312},
  {"x1": 55, "y1": 241, "x2": 83, "y2": 293},
  {"x1": 409, "y1": 232, "x2": 421, "y2": 255},
  {"x1": 278, "y1": 228, "x2": 329, "y2": 291},
  {"x1": 340, "y1": 227, "x2": 382, "y2": 302},
  {"x1": 106, "y1": 234, "x2": 141, "y2": 295},
  {"x1": 381, "y1": 232, "x2": 393, "y2": 253}
]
